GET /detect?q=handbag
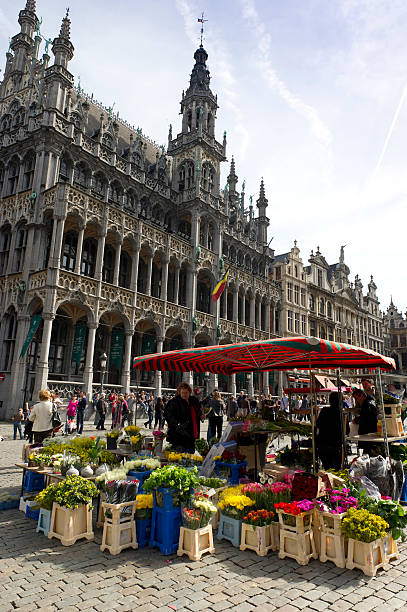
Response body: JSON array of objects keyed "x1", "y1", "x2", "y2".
[{"x1": 52, "y1": 403, "x2": 62, "y2": 429}]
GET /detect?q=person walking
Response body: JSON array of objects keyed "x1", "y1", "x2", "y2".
[
  {"x1": 113, "y1": 394, "x2": 128, "y2": 428},
  {"x1": 207, "y1": 390, "x2": 225, "y2": 441},
  {"x1": 127, "y1": 393, "x2": 136, "y2": 425},
  {"x1": 28, "y1": 389, "x2": 54, "y2": 444},
  {"x1": 229, "y1": 396, "x2": 238, "y2": 420},
  {"x1": 65, "y1": 395, "x2": 78, "y2": 434},
  {"x1": 144, "y1": 398, "x2": 153, "y2": 429},
  {"x1": 96, "y1": 393, "x2": 108, "y2": 430},
  {"x1": 76, "y1": 392, "x2": 87, "y2": 435},
  {"x1": 154, "y1": 397, "x2": 165, "y2": 429},
  {"x1": 12, "y1": 407, "x2": 25, "y2": 440}
]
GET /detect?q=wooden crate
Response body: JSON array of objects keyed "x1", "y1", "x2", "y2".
[
  {"x1": 177, "y1": 525, "x2": 215, "y2": 561},
  {"x1": 48, "y1": 503, "x2": 94, "y2": 546},
  {"x1": 383, "y1": 533, "x2": 400, "y2": 563},
  {"x1": 240, "y1": 523, "x2": 273, "y2": 556},
  {"x1": 346, "y1": 537, "x2": 388, "y2": 576},
  {"x1": 100, "y1": 500, "x2": 138, "y2": 555},
  {"x1": 278, "y1": 528, "x2": 317, "y2": 566},
  {"x1": 319, "y1": 531, "x2": 346, "y2": 568},
  {"x1": 384, "y1": 415, "x2": 404, "y2": 437}
]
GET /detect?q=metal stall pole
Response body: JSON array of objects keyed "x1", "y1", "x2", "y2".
[
  {"x1": 336, "y1": 368, "x2": 348, "y2": 468},
  {"x1": 376, "y1": 367, "x2": 390, "y2": 458},
  {"x1": 309, "y1": 359, "x2": 317, "y2": 475}
]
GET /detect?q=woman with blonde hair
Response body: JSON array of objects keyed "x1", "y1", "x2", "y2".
[{"x1": 29, "y1": 389, "x2": 53, "y2": 444}]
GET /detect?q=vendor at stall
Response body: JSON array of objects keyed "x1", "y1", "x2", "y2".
[
  {"x1": 165, "y1": 382, "x2": 204, "y2": 453},
  {"x1": 316, "y1": 391, "x2": 343, "y2": 470},
  {"x1": 351, "y1": 388, "x2": 377, "y2": 453}
]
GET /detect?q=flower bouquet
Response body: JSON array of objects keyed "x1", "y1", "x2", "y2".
[
  {"x1": 135, "y1": 494, "x2": 154, "y2": 520},
  {"x1": 143, "y1": 464, "x2": 199, "y2": 507},
  {"x1": 217, "y1": 488, "x2": 254, "y2": 519},
  {"x1": 242, "y1": 509, "x2": 274, "y2": 527},
  {"x1": 242, "y1": 482, "x2": 291, "y2": 513},
  {"x1": 275, "y1": 500, "x2": 314, "y2": 529},
  {"x1": 343, "y1": 507, "x2": 390, "y2": 576}
]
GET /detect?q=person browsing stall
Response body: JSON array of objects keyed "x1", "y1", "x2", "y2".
[{"x1": 165, "y1": 382, "x2": 204, "y2": 453}]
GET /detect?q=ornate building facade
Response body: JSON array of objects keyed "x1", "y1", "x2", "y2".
[
  {"x1": 382, "y1": 301, "x2": 407, "y2": 392},
  {"x1": 271, "y1": 242, "x2": 384, "y2": 354},
  {"x1": 0, "y1": 2, "x2": 280, "y2": 417}
]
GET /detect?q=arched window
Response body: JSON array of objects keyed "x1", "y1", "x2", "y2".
[
  {"x1": 61, "y1": 231, "x2": 77, "y2": 271},
  {"x1": 73, "y1": 161, "x2": 89, "y2": 189},
  {"x1": 151, "y1": 259, "x2": 162, "y2": 298},
  {"x1": 108, "y1": 181, "x2": 122, "y2": 205},
  {"x1": 151, "y1": 204, "x2": 164, "y2": 225},
  {"x1": 59, "y1": 156, "x2": 72, "y2": 182},
  {"x1": 207, "y1": 112, "x2": 212, "y2": 132},
  {"x1": 229, "y1": 246, "x2": 236, "y2": 263},
  {"x1": 137, "y1": 256, "x2": 147, "y2": 293},
  {"x1": 93, "y1": 172, "x2": 107, "y2": 199},
  {"x1": 48, "y1": 317, "x2": 68, "y2": 374},
  {"x1": 102, "y1": 132, "x2": 114, "y2": 149},
  {"x1": 139, "y1": 197, "x2": 149, "y2": 218},
  {"x1": 319, "y1": 298, "x2": 325, "y2": 315},
  {"x1": 14, "y1": 108, "x2": 25, "y2": 127},
  {"x1": 178, "y1": 160, "x2": 194, "y2": 191},
  {"x1": 309, "y1": 294, "x2": 315, "y2": 311},
  {"x1": 102, "y1": 245, "x2": 115, "y2": 284},
  {"x1": 207, "y1": 222, "x2": 214, "y2": 250},
  {"x1": 187, "y1": 110, "x2": 192, "y2": 132},
  {"x1": 0, "y1": 227, "x2": 11, "y2": 274},
  {"x1": 119, "y1": 251, "x2": 131, "y2": 288},
  {"x1": 0, "y1": 308, "x2": 17, "y2": 371},
  {"x1": 13, "y1": 224, "x2": 27, "y2": 272},
  {"x1": 201, "y1": 162, "x2": 215, "y2": 193},
  {"x1": 1, "y1": 115, "x2": 12, "y2": 131},
  {"x1": 327, "y1": 301, "x2": 332, "y2": 319},
  {"x1": 252, "y1": 259, "x2": 258, "y2": 275},
  {"x1": 7, "y1": 158, "x2": 19, "y2": 194},
  {"x1": 22, "y1": 152, "x2": 35, "y2": 190},
  {"x1": 81, "y1": 238, "x2": 97, "y2": 277},
  {"x1": 245, "y1": 255, "x2": 251, "y2": 271},
  {"x1": 124, "y1": 190, "x2": 137, "y2": 211},
  {"x1": 196, "y1": 108, "x2": 202, "y2": 129},
  {"x1": 196, "y1": 273, "x2": 212, "y2": 313},
  {"x1": 237, "y1": 251, "x2": 244, "y2": 266},
  {"x1": 178, "y1": 219, "x2": 191, "y2": 238}
]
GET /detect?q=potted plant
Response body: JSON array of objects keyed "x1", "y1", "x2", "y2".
[
  {"x1": 195, "y1": 438, "x2": 209, "y2": 457},
  {"x1": 105, "y1": 430, "x2": 121, "y2": 450},
  {"x1": 48, "y1": 475, "x2": 98, "y2": 546},
  {"x1": 342, "y1": 507, "x2": 389, "y2": 576},
  {"x1": 240, "y1": 509, "x2": 275, "y2": 556},
  {"x1": 135, "y1": 494, "x2": 154, "y2": 548},
  {"x1": 217, "y1": 487, "x2": 254, "y2": 547},
  {"x1": 275, "y1": 500, "x2": 317, "y2": 565},
  {"x1": 315, "y1": 488, "x2": 357, "y2": 567},
  {"x1": 178, "y1": 494, "x2": 216, "y2": 561},
  {"x1": 153, "y1": 430, "x2": 166, "y2": 458},
  {"x1": 371, "y1": 498, "x2": 407, "y2": 563}
]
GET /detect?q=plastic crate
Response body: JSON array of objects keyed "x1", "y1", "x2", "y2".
[
  {"x1": 127, "y1": 470, "x2": 152, "y2": 494},
  {"x1": 23, "y1": 471, "x2": 45, "y2": 493},
  {"x1": 214, "y1": 461, "x2": 247, "y2": 485},
  {"x1": 0, "y1": 498, "x2": 19, "y2": 511},
  {"x1": 136, "y1": 517, "x2": 152, "y2": 548},
  {"x1": 149, "y1": 506, "x2": 182, "y2": 555},
  {"x1": 36, "y1": 508, "x2": 51, "y2": 536},
  {"x1": 25, "y1": 505, "x2": 40, "y2": 521},
  {"x1": 217, "y1": 514, "x2": 242, "y2": 547}
]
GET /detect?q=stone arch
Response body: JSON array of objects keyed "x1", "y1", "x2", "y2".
[
  {"x1": 73, "y1": 160, "x2": 91, "y2": 190},
  {"x1": 196, "y1": 268, "x2": 215, "y2": 314},
  {"x1": 131, "y1": 318, "x2": 160, "y2": 387},
  {"x1": 92, "y1": 170, "x2": 108, "y2": 199},
  {"x1": 108, "y1": 179, "x2": 123, "y2": 205}
]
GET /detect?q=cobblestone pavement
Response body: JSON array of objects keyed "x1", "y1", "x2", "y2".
[{"x1": 1, "y1": 420, "x2": 407, "y2": 612}]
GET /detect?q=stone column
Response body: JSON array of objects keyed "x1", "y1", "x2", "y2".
[
  {"x1": 49, "y1": 216, "x2": 65, "y2": 268},
  {"x1": 146, "y1": 253, "x2": 153, "y2": 295},
  {"x1": 161, "y1": 253, "x2": 169, "y2": 302},
  {"x1": 74, "y1": 223, "x2": 85, "y2": 275},
  {"x1": 113, "y1": 238, "x2": 122, "y2": 286},
  {"x1": 83, "y1": 323, "x2": 97, "y2": 398},
  {"x1": 230, "y1": 373, "x2": 236, "y2": 396},
  {"x1": 247, "y1": 372, "x2": 254, "y2": 397},
  {"x1": 250, "y1": 295, "x2": 255, "y2": 328},
  {"x1": 187, "y1": 264, "x2": 198, "y2": 316},
  {"x1": 233, "y1": 287, "x2": 238, "y2": 321},
  {"x1": 121, "y1": 330, "x2": 133, "y2": 394},
  {"x1": 265, "y1": 299, "x2": 271, "y2": 334},
  {"x1": 174, "y1": 262, "x2": 180, "y2": 304},
  {"x1": 155, "y1": 336, "x2": 164, "y2": 397},
  {"x1": 241, "y1": 294, "x2": 246, "y2": 327},
  {"x1": 34, "y1": 313, "x2": 54, "y2": 396},
  {"x1": 95, "y1": 230, "x2": 106, "y2": 281}
]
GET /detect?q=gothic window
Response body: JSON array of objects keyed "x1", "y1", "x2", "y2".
[
  {"x1": 207, "y1": 112, "x2": 212, "y2": 132},
  {"x1": 310, "y1": 319, "x2": 316, "y2": 336},
  {"x1": 1, "y1": 115, "x2": 11, "y2": 131},
  {"x1": 201, "y1": 162, "x2": 215, "y2": 193},
  {"x1": 124, "y1": 189, "x2": 137, "y2": 211},
  {"x1": 48, "y1": 317, "x2": 68, "y2": 374},
  {"x1": 81, "y1": 238, "x2": 97, "y2": 277},
  {"x1": 119, "y1": 251, "x2": 131, "y2": 288},
  {"x1": 252, "y1": 259, "x2": 258, "y2": 275},
  {"x1": 151, "y1": 260, "x2": 162, "y2": 298},
  {"x1": 187, "y1": 110, "x2": 192, "y2": 132},
  {"x1": 179, "y1": 265, "x2": 187, "y2": 306},
  {"x1": 327, "y1": 301, "x2": 332, "y2": 319},
  {"x1": 319, "y1": 298, "x2": 325, "y2": 315},
  {"x1": 108, "y1": 181, "x2": 122, "y2": 205},
  {"x1": 0, "y1": 308, "x2": 17, "y2": 371},
  {"x1": 274, "y1": 265, "x2": 281, "y2": 280},
  {"x1": 22, "y1": 151, "x2": 35, "y2": 191},
  {"x1": 92, "y1": 172, "x2": 107, "y2": 199},
  {"x1": 222, "y1": 242, "x2": 228, "y2": 258},
  {"x1": 320, "y1": 326, "x2": 326, "y2": 339},
  {"x1": 140, "y1": 197, "x2": 150, "y2": 218},
  {"x1": 259, "y1": 263, "x2": 265, "y2": 276},
  {"x1": 178, "y1": 219, "x2": 191, "y2": 238},
  {"x1": 151, "y1": 204, "x2": 164, "y2": 225},
  {"x1": 61, "y1": 231, "x2": 77, "y2": 271},
  {"x1": 328, "y1": 326, "x2": 334, "y2": 341},
  {"x1": 207, "y1": 222, "x2": 214, "y2": 250},
  {"x1": 317, "y1": 269, "x2": 323, "y2": 287},
  {"x1": 287, "y1": 310, "x2": 293, "y2": 332},
  {"x1": 229, "y1": 246, "x2": 236, "y2": 263},
  {"x1": 196, "y1": 108, "x2": 202, "y2": 129},
  {"x1": 137, "y1": 257, "x2": 147, "y2": 293},
  {"x1": 237, "y1": 251, "x2": 244, "y2": 266},
  {"x1": 7, "y1": 157, "x2": 19, "y2": 195},
  {"x1": 245, "y1": 255, "x2": 251, "y2": 270},
  {"x1": 0, "y1": 163, "x2": 4, "y2": 194},
  {"x1": 102, "y1": 245, "x2": 115, "y2": 284},
  {"x1": 178, "y1": 160, "x2": 194, "y2": 191},
  {"x1": 70, "y1": 112, "x2": 81, "y2": 129},
  {"x1": 0, "y1": 227, "x2": 11, "y2": 274},
  {"x1": 102, "y1": 132, "x2": 114, "y2": 149},
  {"x1": 196, "y1": 273, "x2": 211, "y2": 314},
  {"x1": 309, "y1": 294, "x2": 315, "y2": 311},
  {"x1": 14, "y1": 108, "x2": 25, "y2": 127},
  {"x1": 294, "y1": 265, "x2": 298, "y2": 278},
  {"x1": 13, "y1": 223, "x2": 27, "y2": 272},
  {"x1": 73, "y1": 161, "x2": 90, "y2": 189},
  {"x1": 59, "y1": 155, "x2": 72, "y2": 182}
]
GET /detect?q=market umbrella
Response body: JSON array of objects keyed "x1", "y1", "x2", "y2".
[{"x1": 133, "y1": 336, "x2": 396, "y2": 374}]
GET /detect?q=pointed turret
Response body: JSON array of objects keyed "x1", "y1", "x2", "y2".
[
  {"x1": 52, "y1": 8, "x2": 74, "y2": 68},
  {"x1": 227, "y1": 157, "x2": 238, "y2": 193},
  {"x1": 44, "y1": 9, "x2": 74, "y2": 112},
  {"x1": 256, "y1": 178, "x2": 269, "y2": 246},
  {"x1": 8, "y1": 0, "x2": 38, "y2": 85}
]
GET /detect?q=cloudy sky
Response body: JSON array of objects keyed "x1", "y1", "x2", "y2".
[{"x1": 1, "y1": 0, "x2": 406, "y2": 312}]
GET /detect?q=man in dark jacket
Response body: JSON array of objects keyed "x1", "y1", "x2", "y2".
[
  {"x1": 316, "y1": 392, "x2": 343, "y2": 470},
  {"x1": 76, "y1": 392, "x2": 87, "y2": 434},
  {"x1": 352, "y1": 388, "x2": 377, "y2": 454},
  {"x1": 96, "y1": 393, "x2": 108, "y2": 430},
  {"x1": 165, "y1": 382, "x2": 203, "y2": 453}
]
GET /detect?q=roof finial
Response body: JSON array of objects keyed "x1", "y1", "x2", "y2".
[
  {"x1": 59, "y1": 7, "x2": 71, "y2": 39},
  {"x1": 197, "y1": 12, "x2": 207, "y2": 47}
]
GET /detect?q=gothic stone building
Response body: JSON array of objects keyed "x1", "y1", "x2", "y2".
[
  {"x1": 0, "y1": 2, "x2": 280, "y2": 417},
  {"x1": 383, "y1": 301, "x2": 407, "y2": 393}
]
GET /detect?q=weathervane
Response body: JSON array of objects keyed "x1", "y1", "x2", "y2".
[{"x1": 197, "y1": 12, "x2": 207, "y2": 46}]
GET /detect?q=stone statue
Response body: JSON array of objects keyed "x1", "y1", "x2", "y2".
[
  {"x1": 44, "y1": 37, "x2": 52, "y2": 54},
  {"x1": 339, "y1": 244, "x2": 346, "y2": 264},
  {"x1": 249, "y1": 195, "x2": 253, "y2": 206},
  {"x1": 168, "y1": 123, "x2": 172, "y2": 139},
  {"x1": 107, "y1": 103, "x2": 115, "y2": 119},
  {"x1": 7, "y1": 38, "x2": 12, "y2": 53},
  {"x1": 195, "y1": 244, "x2": 201, "y2": 262},
  {"x1": 242, "y1": 180, "x2": 246, "y2": 193},
  {"x1": 219, "y1": 257, "x2": 224, "y2": 272},
  {"x1": 35, "y1": 17, "x2": 43, "y2": 37}
]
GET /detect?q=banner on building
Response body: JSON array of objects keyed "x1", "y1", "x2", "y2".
[
  {"x1": 109, "y1": 329, "x2": 124, "y2": 369},
  {"x1": 71, "y1": 321, "x2": 87, "y2": 365},
  {"x1": 20, "y1": 314, "x2": 42, "y2": 358},
  {"x1": 141, "y1": 335, "x2": 156, "y2": 355}
]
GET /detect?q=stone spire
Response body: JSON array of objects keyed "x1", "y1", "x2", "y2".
[
  {"x1": 7, "y1": 0, "x2": 38, "y2": 85},
  {"x1": 51, "y1": 8, "x2": 74, "y2": 68},
  {"x1": 227, "y1": 156, "x2": 238, "y2": 193},
  {"x1": 59, "y1": 8, "x2": 71, "y2": 40},
  {"x1": 25, "y1": 0, "x2": 36, "y2": 11},
  {"x1": 256, "y1": 178, "x2": 269, "y2": 246}
]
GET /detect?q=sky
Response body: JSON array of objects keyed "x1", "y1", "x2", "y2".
[{"x1": 0, "y1": 0, "x2": 406, "y2": 313}]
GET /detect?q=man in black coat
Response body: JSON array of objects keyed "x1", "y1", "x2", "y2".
[
  {"x1": 165, "y1": 382, "x2": 203, "y2": 453},
  {"x1": 352, "y1": 388, "x2": 377, "y2": 454}
]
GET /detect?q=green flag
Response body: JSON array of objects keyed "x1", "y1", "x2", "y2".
[
  {"x1": 20, "y1": 314, "x2": 42, "y2": 358},
  {"x1": 71, "y1": 321, "x2": 87, "y2": 365},
  {"x1": 109, "y1": 329, "x2": 124, "y2": 369}
]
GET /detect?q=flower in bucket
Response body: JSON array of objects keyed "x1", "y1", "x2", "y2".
[
  {"x1": 315, "y1": 488, "x2": 358, "y2": 515},
  {"x1": 218, "y1": 490, "x2": 254, "y2": 519},
  {"x1": 242, "y1": 509, "x2": 274, "y2": 527},
  {"x1": 143, "y1": 464, "x2": 199, "y2": 504},
  {"x1": 341, "y1": 508, "x2": 388, "y2": 543},
  {"x1": 135, "y1": 493, "x2": 153, "y2": 519},
  {"x1": 182, "y1": 507, "x2": 202, "y2": 530},
  {"x1": 275, "y1": 500, "x2": 314, "y2": 515},
  {"x1": 153, "y1": 430, "x2": 166, "y2": 440}
]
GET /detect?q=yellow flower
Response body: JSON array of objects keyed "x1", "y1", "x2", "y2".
[{"x1": 136, "y1": 494, "x2": 153, "y2": 510}]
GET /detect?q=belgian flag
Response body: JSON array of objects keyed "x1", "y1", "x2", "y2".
[{"x1": 212, "y1": 268, "x2": 229, "y2": 302}]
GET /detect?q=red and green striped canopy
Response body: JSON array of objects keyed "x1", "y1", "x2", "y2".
[{"x1": 132, "y1": 336, "x2": 395, "y2": 374}]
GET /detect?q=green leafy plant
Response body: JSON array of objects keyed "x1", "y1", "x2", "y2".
[
  {"x1": 143, "y1": 465, "x2": 199, "y2": 503},
  {"x1": 106, "y1": 430, "x2": 121, "y2": 439},
  {"x1": 195, "y1": 438, "x2": 209, "y2": 457},
  {"x1": 198, "y1": 476, "x2": 226, "y2": 489},
  {"x1": 52, "y1": 475, "x2": 98, "y2": 510},
  {"x1": 34, "y1": 484, "x2": 58, "y2": 510},
  {"x1": 374, "y1": 499, "x2": 407, "y2": 541},
  {"x1": 341, "y1": 508, "x2": 388, "y2": 543}
]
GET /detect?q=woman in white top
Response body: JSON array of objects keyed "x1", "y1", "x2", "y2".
[{"x1": 29, "y1": 389, "x2": 53, "y2": 444}]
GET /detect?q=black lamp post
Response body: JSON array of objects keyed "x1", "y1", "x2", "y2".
[{"x1": 100, "y1": 353, "x2": 107, "y2": 395}]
